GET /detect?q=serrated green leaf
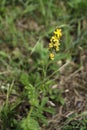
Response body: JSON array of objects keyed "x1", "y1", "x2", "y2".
[{"x1": 17, "y1": 117, "x2": 40, "y2": 130}]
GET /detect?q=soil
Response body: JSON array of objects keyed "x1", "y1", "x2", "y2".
[{"x1": 44, "y1": 50, "x2": 87, "y2": 130}]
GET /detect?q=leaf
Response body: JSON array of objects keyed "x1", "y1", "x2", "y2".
[
  {"x1": 0, "y1": 51, "x2": 9, "y2": 58},
  {"x1": 17, "y1": 117, "x2": 40, "y2": 130},
  {"x1": 20, "y1": 72, "x2": 29, "y2": 86},
  {"x1": 25, "y1": 84, "x2": 39, "y2": 106}
]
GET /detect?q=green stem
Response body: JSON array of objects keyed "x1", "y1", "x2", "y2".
[
  {"x1": 36, "y1": 61, "x2": 70, "y2": 87},
  {"x1": 28, "y1": 106, "x2": 33, "y2": 119}
]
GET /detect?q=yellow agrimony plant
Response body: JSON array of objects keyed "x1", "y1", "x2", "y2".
[{"x1": 48, "y1": 28, "x2": 62, "y2": 60}]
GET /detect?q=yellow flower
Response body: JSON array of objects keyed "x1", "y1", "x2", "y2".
[
  {"x1": 50, "y1": 35, "x2": 59, "y2": 43},
  {"x1": 54, "y1": 28, "x2": 62, "y2": 38},
  {"x1": 55, "y1": 46, "x2": 59, "y2": 51},
  {"x1": 53, "y1": 42, "x2": 60, "y2": 47},
  {"x1": 49, "y1": 53, "x2": 54, "y2": 60},
  {"x1": 48, "y1": 43, "x2": 53, "y2": 49},
  {"x1": 48, "y1": 28, "x2": 62, "y2": 60},
  {"x1": 53, "y1": 42, "x2": 60, "y2": 51}
]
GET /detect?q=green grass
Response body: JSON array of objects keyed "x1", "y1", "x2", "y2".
[
  {"x1": 62, "y1": 112, "x2": 87, "y2": 130},
  {"x1": 0, "y1": 0, "x2": 87, "y2": 130}
]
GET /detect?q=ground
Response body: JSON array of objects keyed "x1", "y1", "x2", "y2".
[{"x1": 44, "y1": 50, "x2": 87, "y2": 130}]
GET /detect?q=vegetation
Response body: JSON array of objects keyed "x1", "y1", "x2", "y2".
[{"x1": 0, "y1": 0, "x2": 87, "y2": 130}]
